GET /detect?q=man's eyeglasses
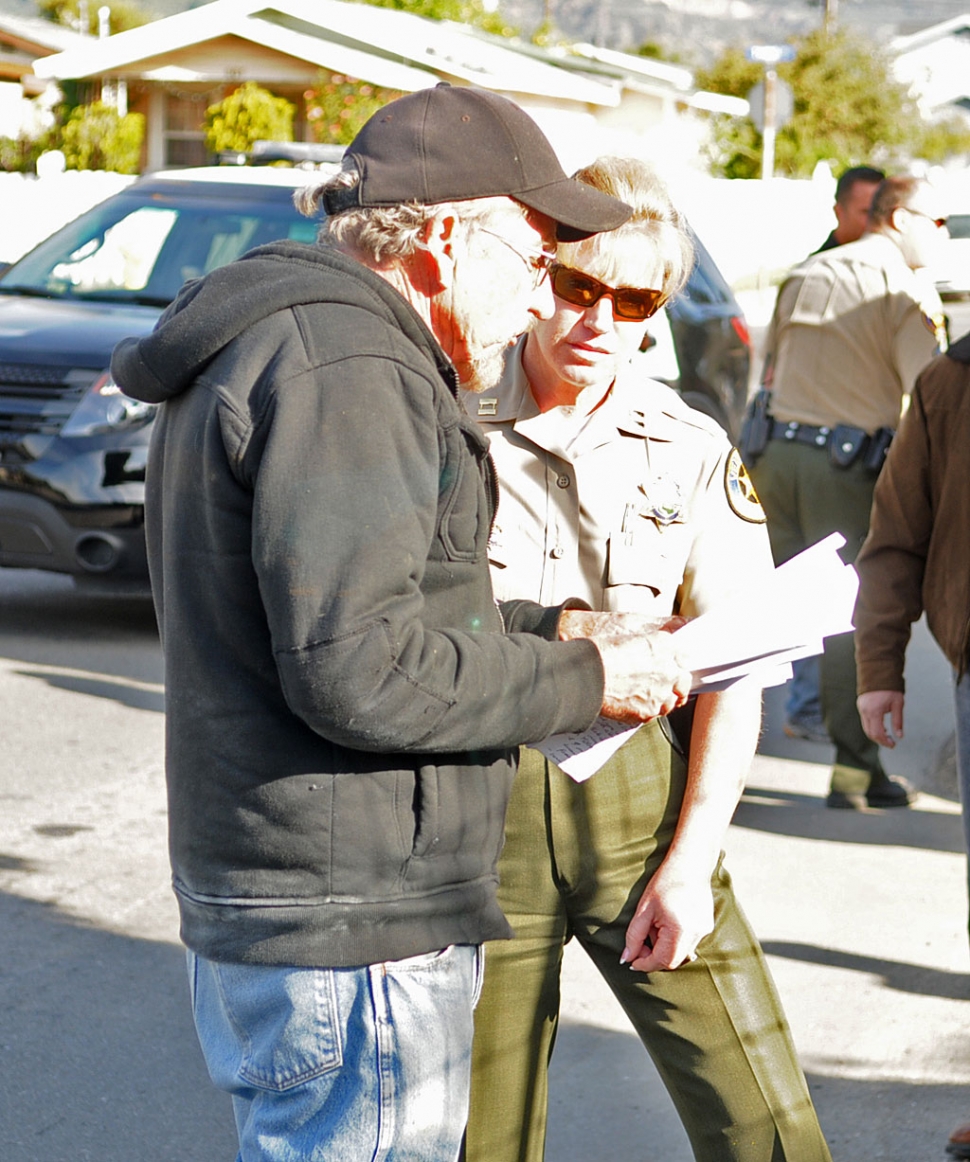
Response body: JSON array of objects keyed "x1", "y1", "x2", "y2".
[
  {"x1": 549, "y1": 264, "x2": 666, "y2": 321},
  {"x1": 905, "y1": 207, "x2": 949, "y2": 230},
  {"x1": 476, "y1": 227, "x2": 556, "y2": 288}
]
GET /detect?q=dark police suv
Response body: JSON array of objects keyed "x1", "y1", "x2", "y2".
[{"x1": 0, "y1": 164, "x2": 750, "y2": 583}]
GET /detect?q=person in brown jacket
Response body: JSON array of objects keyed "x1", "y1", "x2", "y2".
[{"x1": 853, "y1": 331, "x2": 970, "y2": 1161}]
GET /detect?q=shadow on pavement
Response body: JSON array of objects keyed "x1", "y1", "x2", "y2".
[
  {"x1": 0, "y1": 891, "x2": 236, "y2": 1162},
  {"x1": 761, "y1": 939, "x2": 970, "y2": 1003},
  {"x1": 0, "y1": 568, "x2": 158, "y2": 652},
  {"x1": 0, "y1": 567, "x2": 163, "y2": 710},
  {"x1": 732, "y1": 786, "x2": 966, "y2": 854},
  {"x1": 9, "y1": 667, "x2": 165, "y2": 713},
  {"x1": 546, "y1": 1020, "x2": 970, "y2": 1162}
]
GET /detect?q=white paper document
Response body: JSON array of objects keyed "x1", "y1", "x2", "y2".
[{"x1": 535, "y1": 534, "x2": 857, "y2": 782}]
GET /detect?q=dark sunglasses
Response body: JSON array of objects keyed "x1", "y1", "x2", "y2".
[{"x1": 549, "y1": 263, "x2": 666, "y2": 321}]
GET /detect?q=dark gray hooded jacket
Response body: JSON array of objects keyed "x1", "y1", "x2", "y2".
[{"x1": 112, "y1": 241, "x2": 603, "y2": 967}]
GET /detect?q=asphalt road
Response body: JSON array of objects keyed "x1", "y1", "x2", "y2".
[
  {"x1": 1, "y1": 493, "x2": 968, "y2": 1161},
  {"x1": 0, "y1": 568, "x2": 237, "y2": 1161}
]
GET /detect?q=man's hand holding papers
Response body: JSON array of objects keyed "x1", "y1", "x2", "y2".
[
  {"x1": 558, "y1": 609, "x2": 692, "y2": 723},
  {"x1": 546, "y1": 535, "x2": 858, "y2": 782}
]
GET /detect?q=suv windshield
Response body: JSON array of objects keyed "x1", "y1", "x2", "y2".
[{"x1": 0, "y1": 186, "x2": 318, "y2": 306}]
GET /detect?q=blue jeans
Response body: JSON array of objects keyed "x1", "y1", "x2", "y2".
[
  {"x1": 785, "y1": 654, "x2": 822, "y2": 722},
  {"x1": 188, "y1": 944, "x2": 484, "y2": 1162}
]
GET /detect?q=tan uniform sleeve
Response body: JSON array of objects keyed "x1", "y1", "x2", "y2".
[
  {"x1": 891, "y1": 300, "x2": 944, "y2": 397},
  {"x1": 677, "y1": 443, "x2": 775, "y2": 620}
]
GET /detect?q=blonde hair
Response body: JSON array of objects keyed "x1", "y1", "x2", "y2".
[{"x1": 561, "y1": 157, "x2": 694, "y2": 299}]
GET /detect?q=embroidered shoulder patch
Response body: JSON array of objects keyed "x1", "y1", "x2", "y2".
[{"x1": 725, "y1": 448, "x2": 766, "y2": 523}]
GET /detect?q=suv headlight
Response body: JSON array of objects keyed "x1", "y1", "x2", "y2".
[{"x1": 61, "y1": 371, "x2": 157, "y2": 437}]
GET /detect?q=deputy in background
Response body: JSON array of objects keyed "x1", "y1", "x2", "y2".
[
  {"x1": 776, "y1": 163, "x2": 886, "y2": 744},
  {"x1": 814, "y1": 165, "x2": 886, "y2": 253},
  {"x1": 747, "y1": 175, "x2": 948, "y2": 809}
]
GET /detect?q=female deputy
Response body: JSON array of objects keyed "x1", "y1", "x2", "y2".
[{"x1": 462, "y1": 157, "x2": 831, "y2": 1162}]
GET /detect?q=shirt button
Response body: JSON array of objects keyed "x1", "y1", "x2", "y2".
[
  {"x1": 556, "y1": 473, "x2": 571, "y2": 489},
  {"x1": 550, "y1": 546, "x2": 564, "y2": 559}
]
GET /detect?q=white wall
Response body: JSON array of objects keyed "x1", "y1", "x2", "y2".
[{"x1": 0, "y1": 81, "x2": 25, "y2": 138}]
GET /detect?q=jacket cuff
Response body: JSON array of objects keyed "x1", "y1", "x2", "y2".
[
  {"x1": 498, "y1": 597, "x2": 592, "y2": 641},
  {"x1": 856, "y1": 662, "x2": 906, "y2": 696}
]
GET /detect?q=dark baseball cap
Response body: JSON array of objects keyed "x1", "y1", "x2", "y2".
[{"x1": 322, "y1": 84, "x2": 631, "y2": 241}]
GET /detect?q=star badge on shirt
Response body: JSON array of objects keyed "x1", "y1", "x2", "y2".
[
  {"x1": 724, "y1": 448, "x2": 767, "y2": 523},
  {"x1": 637, "y1": 475, "x2": 685, "y2": 527}
]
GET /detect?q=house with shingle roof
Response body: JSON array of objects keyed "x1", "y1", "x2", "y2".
[
  {"x1": 29, "y1": 0, "x2": 746, "y2": 172},
  {"x1": 0, "y1": 11, "x2": 85, "y2": 137}
]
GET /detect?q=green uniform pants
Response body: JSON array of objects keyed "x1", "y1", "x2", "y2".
[
  {"x1": 750, "y1": 439, "x2": 889, "y2": 792},
  {"x1": 464, "y1": 725, "x2": 831, "y2": 1162}
]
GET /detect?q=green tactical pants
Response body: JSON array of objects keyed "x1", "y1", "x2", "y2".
[
  {"x1": 749, "y1": 438, "x2": 889, "y2": 792},
  {"x1": 464, "y1": 725, "x2": 831, "y2": 1162}
]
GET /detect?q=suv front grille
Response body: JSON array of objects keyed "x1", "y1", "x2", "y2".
[{"x1": 0, "y1": 364, "x2": 97, "y2": 446}]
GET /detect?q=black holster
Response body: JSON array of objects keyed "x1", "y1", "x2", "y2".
[{"x1": 739, "y1": 389, "x2": 772, "y2": 467}]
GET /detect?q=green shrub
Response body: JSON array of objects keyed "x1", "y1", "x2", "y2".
[
  {"x1": 59, "y1": 102, "x2": 145, "y2": 173},
  {"x1": 204, "y1": 83, "x2": 295, "y2": 155},
  {"x1": 304, "y1": 74, "x2": 402, "y2": 146},
  {"x1": 0, "y1": 134, "x2": 48, "y2": 173}
]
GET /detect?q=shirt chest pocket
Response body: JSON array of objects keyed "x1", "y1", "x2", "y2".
[
  {"x1": 606, "y1": 522, "x2": 687, "y2": 603},
  {"x1": 435, "y1": 415, "x2": 492, "y2": 563}
]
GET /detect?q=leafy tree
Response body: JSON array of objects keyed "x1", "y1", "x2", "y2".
[
  {"x1": 632, "y1": 39, "x2": 690, "y2": 65},
  {"x1": 37, "y1": 0, "x2": 151, "y2": 34},
  {"x1": 354, "y1": 0, "x2": 518, "y2": 37},
  {"x1": 59, "y1": 101, "x2": 144, "y2": 171},
  {"x1": 203, "y1": 83, "x2": 295, "y2": 155},
  {"x1": 304, "y1": 74, "x2": 402, "y2": 147},
  {"x1": 303, "y1": 0, "x2": 520, "y2": 147},
  {"x1": 0, "y1": 133, "x2": 50, "y2": 173},
  {"x1": 694, "y1": 27, "x2": 963, "y2": 179},
  {"x1": 916, "y1": 115, "x2": 970, "y2": 166}
]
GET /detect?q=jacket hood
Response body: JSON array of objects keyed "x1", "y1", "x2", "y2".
[{"x1": 111, "y1": 240, "x2": 450, "y2": 403}]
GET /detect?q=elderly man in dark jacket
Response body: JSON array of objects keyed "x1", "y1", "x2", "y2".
[{"x1": 111, "y1": 85, "x2": 692, "y2": 1162}]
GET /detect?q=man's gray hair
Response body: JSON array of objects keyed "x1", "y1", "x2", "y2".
[
  {"x1": 868, "y1": 175, "x2": 924, "y2": 231},
  {"x1": 296, "y1": 162, "x2": 529, "y2": 263}
]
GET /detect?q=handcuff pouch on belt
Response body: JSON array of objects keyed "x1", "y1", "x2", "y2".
[
  {"x1": 829, "y1": 424, "x2": 895, "y2": 473},
  {"x1": 829, "y1": 424, "x2": 867, "y2": 469}
]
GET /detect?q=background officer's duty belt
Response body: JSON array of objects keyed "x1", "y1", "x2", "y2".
[
  {"x1": 769, "y1": 419, "x2": 894, "y2": 472},
  {"x1": 769, "y1": 419, "x2": 840, "y2": 448}
]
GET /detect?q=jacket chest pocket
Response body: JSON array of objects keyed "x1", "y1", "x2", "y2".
[{"x1": 435, "y1": 416, "x2": 492, "y2": 562}]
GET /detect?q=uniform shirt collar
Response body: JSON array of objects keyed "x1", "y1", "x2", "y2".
[{"x1": 468, "y1": 336, "x2": 688, "y2": 448}]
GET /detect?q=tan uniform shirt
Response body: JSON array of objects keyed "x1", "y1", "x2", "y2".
[
  {"x1": 468, "y1": 342, "x2": 774, "y2": 619},
  {"x1": 765, "y1": 233, "x2": 944, "y2": 434}
]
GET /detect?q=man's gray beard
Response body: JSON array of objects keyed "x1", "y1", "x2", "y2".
[{"x1": 457, "y1": 345, "x2": 507, "y2": 395}]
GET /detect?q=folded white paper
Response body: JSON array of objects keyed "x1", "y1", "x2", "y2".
[{"x1": 535, "y1": 534, "x2": 856, "y2": 782}]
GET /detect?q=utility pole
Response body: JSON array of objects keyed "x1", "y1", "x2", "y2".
[
  {"x1": 762, "y1": 66, "x2": 778, "y2": 182},
  {"x1": 746, "y1": 44, "x2": 796, "y2": 181},
  {"x1": 824, "y1": 0, "x2": 839, "y2": 33}
]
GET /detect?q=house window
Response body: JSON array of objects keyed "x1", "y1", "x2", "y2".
[{"x1": 163, "y1": 91, "x2": 209, "y2": 168}]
